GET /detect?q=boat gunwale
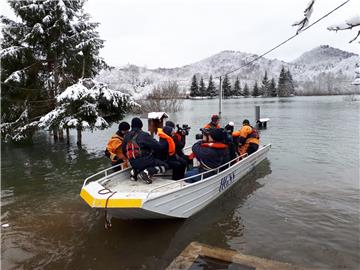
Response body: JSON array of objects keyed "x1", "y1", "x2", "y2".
[{"x1": 145, "y1": 144, "x2": 271, "y2": 201}]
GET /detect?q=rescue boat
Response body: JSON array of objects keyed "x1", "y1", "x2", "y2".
[{"x1": 80, "y1": 144, "x2": 271, "y2": 221}]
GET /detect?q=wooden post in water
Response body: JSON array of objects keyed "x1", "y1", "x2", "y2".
[
  {"x1": 255, "y1": 106, "x2": 269, "y2": 128},
  {"x1": 255, "y1": 106, "x2": 260, "y2": 124}
]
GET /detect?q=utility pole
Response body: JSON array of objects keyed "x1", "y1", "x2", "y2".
[{"x1": 219, "y1": 76, "x2": 222, "y2": 120}]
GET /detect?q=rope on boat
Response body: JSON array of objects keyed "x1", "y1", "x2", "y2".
[{"x1": 98, "y1": 188, "x2": 117, "y2": 230}]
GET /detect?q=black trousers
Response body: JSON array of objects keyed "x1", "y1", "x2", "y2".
[
  {"x1": 129, "y1": 155, "x2": 168, "y2": 176},
  {"x1": 247, "y1": 143, "x2": 259, "y2": 155},
  {"x1": 167, "y1": 156, "x2": 187, "y2": 180}
]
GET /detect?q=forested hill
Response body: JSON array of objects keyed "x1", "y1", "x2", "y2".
[{"x1": 98, "y1": 45, "x2": 359, "y2": 98}]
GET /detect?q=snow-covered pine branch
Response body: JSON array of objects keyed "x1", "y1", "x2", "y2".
[
  {"x1": 292, "y1": 0, "x2": 316, "y2": 34},
  {"x1": 327, "y1": 15, "x2": 360, "y2": 43},
  {"x1": 38, "y1": 78, "x2": 139, "y2": 145}
]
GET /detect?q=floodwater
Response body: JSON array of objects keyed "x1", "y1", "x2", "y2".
[{"x1": 1, "y1": 96, "x2": 359, "y2": 270}]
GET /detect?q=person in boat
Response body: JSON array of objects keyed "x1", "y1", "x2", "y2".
[
  {"x1": 203, "y1": 114, "x2": 221, "y2": 129},
  {"x1": 232, "y1": 119, "x2": 260, "y2": 157},
  {"x1": 122, "y1": 117, "x2": 168, "y2": 184},
  {"x1": 157, "y1": 126, "x2": 187, "y2": 180},
  {"x1": 185, "y1": 128, "x2": 230, "y2": 183},
  {"x1": 105, "y1": 121, "x2": 130, "y2": 171},
  {"x1": 165, "y1": 120, "x2": 190, "y2": 164},
  {"x1": 224, "y1": 122, "x2": 237, "y2": 160}
]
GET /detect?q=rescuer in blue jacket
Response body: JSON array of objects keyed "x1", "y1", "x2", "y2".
[
  {"x1": 122, "y1": 117, "x2": 168, "y2": 184},
  {"x1": 185, "y1": 128, "x2": 230, "y2": 183}
]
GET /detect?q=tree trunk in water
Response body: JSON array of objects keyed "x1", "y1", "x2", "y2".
[
  {"x1": 66, "y1": 128, "x2": 70, "y2": 145},
  {"x1": 53, "y1": 128, "x2": 58, "y2": 142},
  {"x1": 77, "y1": 127, "x2": 82, "y2": 147},
  {"x1": 59, "y1": 129, "x2": 64, "y2": 141}
]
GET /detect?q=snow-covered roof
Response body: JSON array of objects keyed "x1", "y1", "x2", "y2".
[{"x1": 148, "y1": 112, "x2": 169, "y2": 120}]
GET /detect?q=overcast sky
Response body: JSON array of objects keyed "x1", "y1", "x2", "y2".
[{"x1": 1, "y1": 0, "x2": 359, "y2": 68}]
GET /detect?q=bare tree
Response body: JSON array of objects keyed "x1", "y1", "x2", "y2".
[{"x1": 137, "y1": 81, "x2": 183, "y2": 113}]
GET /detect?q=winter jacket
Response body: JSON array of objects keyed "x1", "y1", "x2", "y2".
[
  {"x1": 122, "y1": 128, "x2": 161, "y2": 159},
  {"x1": 192, "y1": 141, "x2": 230, "y2": 171}
]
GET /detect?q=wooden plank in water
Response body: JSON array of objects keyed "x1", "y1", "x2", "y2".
[{"x1": 166, "y1": 242, "x2": 316, "y2": 270}]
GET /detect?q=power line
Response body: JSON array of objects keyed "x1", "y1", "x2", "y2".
[{"x1": 216, "y1": 0, "x2": 351, "y2": 79}]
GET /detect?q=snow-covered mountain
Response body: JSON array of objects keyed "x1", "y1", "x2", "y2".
[{"x1": 97, "y1": 45, "x2": 359, "y2": 98}]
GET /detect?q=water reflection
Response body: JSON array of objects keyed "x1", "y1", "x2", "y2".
[{"x1": 156, "y1": 159, "x2": 272, "y2": 269}]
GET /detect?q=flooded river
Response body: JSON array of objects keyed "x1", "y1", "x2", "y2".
[{"x1": 1, "y1": 96, "x2": 359, "y2": 269}]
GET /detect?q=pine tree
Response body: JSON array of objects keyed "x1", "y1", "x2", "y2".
[
  {"x1": 190, "y1": 75, "x2": 199, "y2": 97},
  {"x1": 286, "y1": 70, "x2": 296, "y2": 95},
  {"x1": 269, "y1": 78, "x2": 277, "y2": 97},
  {"x1": 261, "y1": 71, "x2": 271, "y2": 97},
  {"x1": 222, "y1": 75, "x2": 232, "y2": 97},
  {"x1": 278, "y1": 66, "x2": 290, "y2": 97},
  {"x1": 207, "y1": 75, "x2": 217, "y2": 97},
  {"x1": 199, "y1": 77, "x2": 206, "y2": 97},
  {"x1": 252, "y1": 81, "x2": 260, "y2": 97},
  {"x1": 233, "y1": 77, "x2": 242, "y2": 96},
  {"x1": 1, "y1": 0, "x2": 107, "y2": 142},
  {"x1": 243, "y1": 83, "x2": 250, "y2": 97}
]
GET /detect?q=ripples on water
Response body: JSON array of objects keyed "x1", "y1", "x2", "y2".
[{"x1": 1, "y1": 96, "x2": 359, "y2": 270}]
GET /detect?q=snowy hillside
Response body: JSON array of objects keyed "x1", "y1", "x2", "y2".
[{"x1": 97, "y1": 45, "x2": 359, "y2": 98}]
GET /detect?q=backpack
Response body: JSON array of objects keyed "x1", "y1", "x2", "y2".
[{"x1": 126, "y1": 132, "x2": 142, "y2": 159}]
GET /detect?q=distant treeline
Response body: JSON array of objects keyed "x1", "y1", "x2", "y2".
[{"x1": 189, "y1": 66, "x2": 296, "y2": 98}]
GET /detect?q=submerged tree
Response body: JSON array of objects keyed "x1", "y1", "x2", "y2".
[
  {"x1": 139, "y1": 81, "x2": 183, "y2": 113},
  {"x1": 1, "y1": 0, "x2": 107, "y2": 143}
]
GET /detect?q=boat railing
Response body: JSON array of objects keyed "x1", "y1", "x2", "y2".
[
  {"x1": 82, "y1": 146, "x2": 193, "y2": 188},
  {"x1": 145, "y1": 152, "x2": 249, "y2": 200},
  {"x1": 82, "y1": 163, "x2": 127, "y2": 187}
]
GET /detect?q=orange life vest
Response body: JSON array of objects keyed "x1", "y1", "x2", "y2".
[
  {"x1": 106, "y1": 134, "x2": 126, "y2": 162},
  {"x1": 201, "y1": 142, "x2": 228, "y2": 149},
  {"x1": 232, "y1": 125, "x2": 259, "y2": 145},
  {"x1": 232, "y1": 125, "x2": 259, "y2": 156},
  {"x1": 157, "y1": 128, "x2": 176, "y2": 156}
]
